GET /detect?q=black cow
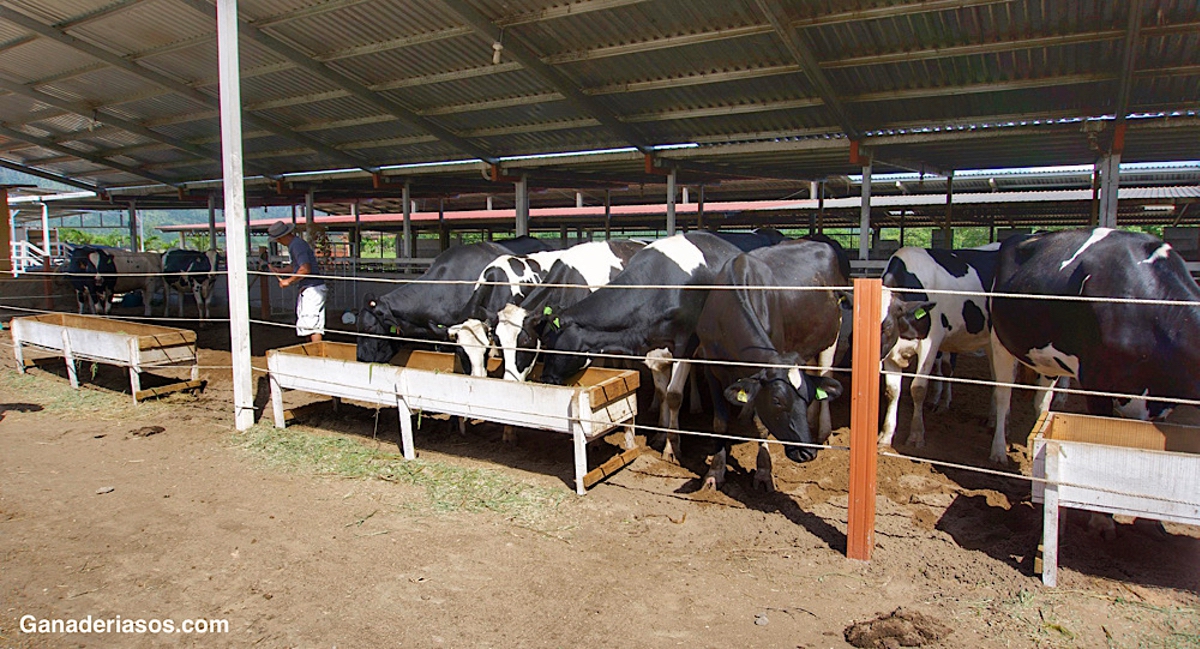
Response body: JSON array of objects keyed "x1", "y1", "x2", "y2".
[
  {"x1": 64, "y1": 245, "x2": 163, "y2": 317},
  {"x1": 695, "y1": 239, "x2": 846, "y2": 491},
  {"x1": 989, "y1": 228, "x2": 1200, "y2": 464},
  {"x1": 355, "y1": 236, "x2": 552, "y2": 363},
  {"x1": 162, "y1": 249, "x2": 221, "y2": 321},
  {"x1": 878, "y1": 244, "x2": 999, "y2": 449},
  {"x1": 534, "y1": 231, "x2": 761, "y2": 462},
  {"x1": 447, "y1": 239, "x2": 646, "y2": 377}
]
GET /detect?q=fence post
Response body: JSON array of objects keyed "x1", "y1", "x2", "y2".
[{"x1": 847, "y1": 277, "x2": 882, "y2": 561}]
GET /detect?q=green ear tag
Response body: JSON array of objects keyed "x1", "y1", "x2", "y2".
[
  {"x1": 388, "y1": 325, "x2": 397, "y2": 334},
  {"x1": 543, "y1": 306, "x2": 553, "y2": 315},
  {"x1": 815, "y1": 386, "x2": 829, "y2": 400},
  {"x1": 736, "y1": 389, "x2": 749, "y2": 403},
  {"x1": 914, "y1": 307, "x2": 928, "y2": 320},
  {"x1": 552, "y1": 317, "x2": 560, "y2": 329}
]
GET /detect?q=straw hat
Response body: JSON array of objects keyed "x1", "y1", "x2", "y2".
[{"x1": 267, "y1": 221, "x2": 295, "y2": 240}]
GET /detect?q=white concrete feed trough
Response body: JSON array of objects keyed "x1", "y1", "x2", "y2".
[
  {"x1": 1030, "y1": 411, "x2": 1200, "y2": 586},
  {"x1": 266, "y1": 342, "x2": 640, "y2": 494},
  {"x1": 10, "y1": 313, "x2": 202, "y2": 404}
]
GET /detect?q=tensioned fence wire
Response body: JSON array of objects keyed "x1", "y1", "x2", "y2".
[{"x1": 7, "y1": 257, "x2": 1200, "y2": 511}]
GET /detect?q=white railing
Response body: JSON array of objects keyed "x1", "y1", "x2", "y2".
[{"x1": 10, "y1": 241, "x2": 69, "y2": 277}]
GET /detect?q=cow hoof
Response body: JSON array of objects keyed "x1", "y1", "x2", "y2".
[
  {"x1": 752, "y1": 472, "x2": 775, "y2": 493},
  {"x1": 661, "y1": 447, "x2": 678, "y2": 465},
  {"x1": 701, "y1": 475, "x2": 720, "y2": 491},
  {"x1": 988, "y1": 452, "x2": 1009, "y2": 466},
  {"x1": 501, "y1": 426, "x2": 517, "y2": 444}
]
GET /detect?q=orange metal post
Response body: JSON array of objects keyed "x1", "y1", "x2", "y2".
[{"x1": 847, "y1": 277, "x2": 882, "y2": 561}]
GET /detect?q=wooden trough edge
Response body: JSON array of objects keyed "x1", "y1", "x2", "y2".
[
  {"x1": 134, "y1": 379, "x2": 206, "y2": 402},
  {"x1": 582, "y1": 446, "x2": 642, "y2": 490}
]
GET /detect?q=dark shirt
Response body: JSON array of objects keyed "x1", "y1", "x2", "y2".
[{"x1": 287, "y1": 236, "x2": 324, "y2": 290}]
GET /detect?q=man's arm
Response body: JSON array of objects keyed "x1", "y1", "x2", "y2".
[{"x1": 276, "y1": 262, "x2": 312, "y2": 288}]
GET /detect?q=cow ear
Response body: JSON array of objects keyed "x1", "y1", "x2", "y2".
[
  {"x1": 898, "y1": 301, "x2": 937, "y2": 338},
  {"x1": 809, "y1": 376, "x2": 843, "y2": 402},
  {"x1": 724, "y1": 378, "x2": 761, "y2": 408}
]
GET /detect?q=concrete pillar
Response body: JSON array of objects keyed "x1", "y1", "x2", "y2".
[
  {"x1": 666, "y1": 167, "x2": 677, "y2": 237},
  {"x1": 515, "y1": 175, "x2": 529, "y2": 237},
  {"x1": 858, "y1": 163, "x2": 872, "y2": 261},
  {"x1": 402, "y1": 181, "x2": 413, "y2": 258},
  {"x1": 0, "y1": 189, "x2": 11, "y2": 274},
  {"x1": 207, "y1": 193, "x2": 218, "y2": 251}
]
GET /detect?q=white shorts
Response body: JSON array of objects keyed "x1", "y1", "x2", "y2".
[{"x1": 296, "y1": 284, "x2": 327, "y2": 337}]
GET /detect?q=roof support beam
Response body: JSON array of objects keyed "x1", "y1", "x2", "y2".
[
  {"x1": 499, "y1": 0, "x2": 652, "y2": 26},
  {"x1": 0, "y1": 124, "x2": 180, "y2": 187},
  {"x1": 0, "y1": 76, "x2": 282, "y2": 177},
  {"x1": 0, "y1": 4, "x2": 377, "y2": 174},
  {"x1": 1113, "y1": 0, "x2": 1144, "y2": 126},
  {"x1": 753, "y1": 0, "x2": 861, "y2": 140},
  {"x1": 0, "y1": 157, "x2": 102, "y2": 192},
  {"x1": 790, "y1": 0, "x2": 1011, "y2": 27},
  {"x1": 176, "y1": 0, "x2": 498, "y2": 164},
  {"x1": 439, "y1": 0, "x2": 652, "y2": 153}
]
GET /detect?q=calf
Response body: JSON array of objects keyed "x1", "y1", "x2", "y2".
[
  {"x1": 695, "y1": 239, "x2": 846, "y2": 491},
  {"x1": 355, "y1": 236, "x2": 552, "y2": 363},
  {"x1": 65, "y1": 246, "x2": 163, "y2": 317},
  {"x1": 162, "y1": 249, "x2": 221, "y2": 321},
  {"x1": 878, "y1": 245, "x2": 998, "y2": 449},
  {"x1": 989, "y1": 228, "x2": 1200, "y2": 464}
]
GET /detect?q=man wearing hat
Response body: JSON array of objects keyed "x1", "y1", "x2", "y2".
[{"x1": 267, "y1": 220, "x2": 326, "y2": 343}]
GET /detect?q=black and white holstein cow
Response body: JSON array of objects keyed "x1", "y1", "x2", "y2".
[
  {"x1": 989, "y1": 227, "x2": 1200, "y2": 464},
  {"x1": 355, "y1": 236, "x2": 552, "y2": 364},
  {"x1": 65, "y1": 245, "x2": 163, "y2": 317},
  {"x1": 535, "y1": 231, "x2": 760, "y2": 462},
  {"x1": 694, "y1": 239, "x2": 846, "y2": 491},
  {"x1": 447, "y1": 239, "x2": 646, "y2": 378},
  {"x1": 162, "y1": 249, "x2": 221, "y2": 322},
  {"x1": 879, "y1": 244, "x2": 999, "y2": 449}
]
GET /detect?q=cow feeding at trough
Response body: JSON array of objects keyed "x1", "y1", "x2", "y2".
[
  {"x1": 989, "y1": 227, "x2": 1200, "y2": 464},
  {"x1": 694, "y1": 238, "x2": 847, "y2": 491}
]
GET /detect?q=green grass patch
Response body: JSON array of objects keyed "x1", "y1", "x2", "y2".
[
  {"x1": 0, "y1": 367, "x2": 173, "y2": 420},
  {"x1": 232, "y1": 423, "x2": 571, "y2": 529}
]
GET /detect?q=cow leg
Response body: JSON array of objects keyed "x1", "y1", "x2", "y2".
[
  {"x1": 906, "y1": 336, "x2": 943, "y2": 448},
  {"x1": 880, "y1": 356, "x2": 905, "y2": 448},
  {"x1": 702, "y1": 443, "x2": 729, "y2": 490},
  {"x1": 989, "y1": 335, "x2": 1018, "y2": 464},
  {"x1": 688, "y1": 368, "x2": 703, "y2": 415},
  {"x1": 752, "y1": 442, "x2": 775, "y2": 493},
  {"x1": 809, "y1": 338, "x2": 839, "y2": 441},
  {"x1": 1033, "y1": 374, "x2": 1059, "y2": 417},
  {"x1": 660, "y1": 361, "x2": 691, "y2": 463},
  {"x1": 502, "y1": 425, "x2": 518, "y2": 444}
]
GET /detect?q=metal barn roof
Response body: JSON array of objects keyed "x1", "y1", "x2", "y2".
[{"x1": 0, "y1": 0, "x2": 1198, "y2": 211}]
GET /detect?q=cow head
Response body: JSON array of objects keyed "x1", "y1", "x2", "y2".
[
  {"x1": 495, "y1": 303, "x2": 541, "y2": 381},
  {"x1": 355, "y1": 294, "x2": 401, "y2": 363},
  {"x1": 880, "y1": 287, "x2": 937, "y2": 359},
  {"x1": 447, "y1": 319, "x2": 492, "y2": 378},
  {"x1": 723, "y1": 358, "x2": 843, "y2": 463},
  {"x1": 536, "y1": 314, "x2": 591, "y2": 385}
]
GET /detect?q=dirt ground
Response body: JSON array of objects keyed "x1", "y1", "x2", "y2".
[{"x1": 1, "y1": 309, "x2": 1197, "y2": 648}]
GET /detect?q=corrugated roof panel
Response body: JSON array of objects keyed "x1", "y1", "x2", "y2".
[
  {"x1": 68, "y1": 0, "x2": 211, "y2": 56},
  {"x1": 237, "y1": 66, "x2": 345, "y2": 107},
  {"x1": 0, "y1": 38, "x2": 97, "y2": 83},
  {"x1": 263, "y1": 0, "x2": 464, "y2": 60},
  {"x1": 39, "y1": 67, "x2": 164, "y2": 110}
]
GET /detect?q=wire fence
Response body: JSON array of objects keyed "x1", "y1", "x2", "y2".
[{"x1": 3, "y1": 245, "x2": 1199, "y2": 520}]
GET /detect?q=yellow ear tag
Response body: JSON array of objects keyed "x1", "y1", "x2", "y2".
[
  {"x1": 815, "y1": 387, "x2": 829, "y2": 400},
  {"x1": 914, "y1": 307, "x2": 928, "y2": 320},
  {"x1": 736, "y1": 389, "x2": 749, "y2": 403}
]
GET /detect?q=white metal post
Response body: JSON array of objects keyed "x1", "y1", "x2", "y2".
[
  {"x1": 40, "y1": 202, "x2": 50, "y2": 261},
  {"x1": 859, "y1": 162, "x2": 872, "y2": 261},
  {"x1": 216, "y1": 0, "x2": 255, "y2": 430},
  {"x1": 1099, "y1": 153, "x2": 1121, "y2": 228}
]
